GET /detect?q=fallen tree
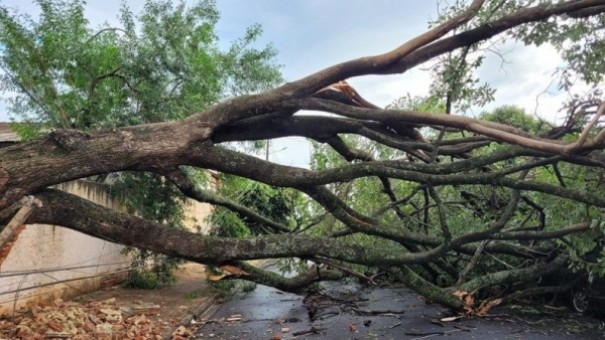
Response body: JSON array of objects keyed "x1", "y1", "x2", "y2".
[{"x1": 3, "y1": 0, "x2": 605, "y2": 311}]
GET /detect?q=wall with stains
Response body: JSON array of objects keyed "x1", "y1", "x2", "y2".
[{"x1": 0, "y1": 179, "x2": 213, "y2": 315}]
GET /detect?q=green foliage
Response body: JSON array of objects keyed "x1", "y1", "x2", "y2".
[
  {"x1": 7, "y1": 122, "x2": 42, "y2": 141},
  {"x1": 208, "y1": 278, "x2": 257, "y2": 295},
  {"x1": 209, "y1": 174, "x2": 300, "y2": 237},
  {"x1": 122, "y1": 269, "x2": 164, "y2": 290},
  {"x1": 184, "y1": 290, "x2": 206, "y2": 299},
  {"x1": 207, "y1": 175, "x2": 310, "y2": 281},
  {"x1": 426, "y1": 1, "x2": 605, "y2": 113},
  {"x1": 6, "y1": 0, "x2": 605, "y2": 300},
  {"x1": 275, "y1": 258, "x2": 311, "y2": 276},
  {"x1": 425, "y1": 0, "x2": 508, "y2": 113},
  {"x1": 0, "y1": 0, "x2": 282, "y2": 284},
  {"x1": 238, "y1": 182, "x2": 292, "y2": 230},
  {"x1": 479, "y1": 106, "x2": 544, "y2": 133},
  {"x1": 112, "y1": 172, "x2": 187, "y2": 227},
  {"x1": 0, "y1": 0, "x2": 282, "y2": 129},
  {"x1": 210, "y1": 206, "x2": 251, "y2": 238},
  {"x1": 387, "y1": 94, "x2": 445, "y2": 113},
  {"x1": 308, "y1": 101, "x2": 605, "y2": 284},
  {"x1": 121, "y1": 248, "x2": 180, "y2": 288},
  {"x1": 430, "y1": 48, "x2": 495, "y2": 112},
  {"x1": 511, "y1": 4, "x2": 605, "y2": 86}
]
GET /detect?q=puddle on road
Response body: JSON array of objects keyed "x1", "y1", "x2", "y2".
[{"x1": 196, "y1": 282, "x2": 605, "y2": 339}]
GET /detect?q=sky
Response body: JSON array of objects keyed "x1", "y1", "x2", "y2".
[{"x1": 0, "y1": 0, "x2": 571, "y2": 166}]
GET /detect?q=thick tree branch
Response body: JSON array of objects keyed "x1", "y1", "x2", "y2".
[
  {"x1": 385, "y1": 0, "x2": 605, "y2": 75},
  {"x1": 18, "y1": 189, "x2": 453, "y2": 266},
  {"x1": 460, "y1": 256, "x2": 567, "y2": 292},
  {"x1": 217, "y1": 261, "x2": 343, "y2": 294},
  {"x1": 278, "y1": 0, "x2": 486, "y2": 96},
  {"x1": 164, "y1": 169, "x2": 291, "y2": 233},
  {"x1": 500, "y1": 277, "x2": 584, "y2": 304},
  {"x1": 294, "y1": 98, "x2": 597, "y2": 155},
  {"x1": 493, "y1": 222, "x2": 591, "y2": 240},
  {"x1": 196, "y1": 145, "x2": 605, "y2": 207}
]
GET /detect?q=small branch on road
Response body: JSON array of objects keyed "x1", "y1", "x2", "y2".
[{"x1": 292, "y1": 326, "x2": 327, "y2": 337}]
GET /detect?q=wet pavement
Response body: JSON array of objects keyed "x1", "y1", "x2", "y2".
[{"x1": 197, "y1": 282, "x2": 605, "y2": 339}]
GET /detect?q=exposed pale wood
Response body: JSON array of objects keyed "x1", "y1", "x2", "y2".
[{"x1": 0, "y1": 196, "x2": 41, "y2": 250}]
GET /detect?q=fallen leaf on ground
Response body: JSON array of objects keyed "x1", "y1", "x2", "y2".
[{"x1": 0, "y1": 296, "x2": 172, "y2": 339}]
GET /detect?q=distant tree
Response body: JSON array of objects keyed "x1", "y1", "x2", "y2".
[
  {"x1": 479, "y1": 106, "x2": 543, "y2": 133},
  {"x1": 0, "y1": 0, "x2": 282, "y2": 286}
]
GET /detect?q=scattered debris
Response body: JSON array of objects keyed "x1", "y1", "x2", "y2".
[
  {"x1": 440, "y1": 315, "x2": 464, "y2": 322},
  {"x1": 430, "y1": 318, "x2": 446, "y2": 327},
  {"x1": 388, "y1": 321, "x2": 402, "y2": 329},
  {"x1": 172, "y1": 325, "x2": 193, "y2": 338},
  {"x1": 291, "y1": 326, "x2": 326, "y2": 336},
  {"x1": 225, "y1": 314, "x2": 242, "y2": 322},
  {"x1": 406, "y1": 325, "x2": 475, "y2": 340},
  {"x1": 352, "y1": 308, "x2": 405, "y2": 317},
  {"x1": 0, "y1": 297, "x2": 196, "y2": 340}
]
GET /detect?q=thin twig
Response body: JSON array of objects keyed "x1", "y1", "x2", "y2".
[
  {"x1": 456, "y1": 240, "x2": 489, "y2": 286},
  {"x1": 427, "y1": 185, "x2": 451, "y2": 241}
]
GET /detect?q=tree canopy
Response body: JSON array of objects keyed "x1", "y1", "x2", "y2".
[
  {"x1": 3, "y1": 0, "x2": 605, "y2": 312},
  {"x1": 0, "y1": 0, "x2": 283, "y2": 284}
]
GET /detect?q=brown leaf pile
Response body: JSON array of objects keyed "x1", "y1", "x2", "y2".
[{"x1": 0, "y1": 298, "x2": 187, "y2": 339}]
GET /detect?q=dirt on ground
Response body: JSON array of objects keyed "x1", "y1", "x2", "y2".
[
  {"x1": 82, "y1": 262, "x2": 220, "y2": 337},
  {"x1": 87, "y1": 263, "x2": 217, "y2": 323}
]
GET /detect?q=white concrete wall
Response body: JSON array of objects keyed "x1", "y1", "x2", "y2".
[
  {"x1": 183, "y1": 198, "x2": 213, "y2": 232},
  {"x1": 0, "y1": 225, "x2": 130, "y2": 315},
  {"x1": 0, "y1": 181, "x2": 129, "y2": 315},
  {"x1": 182, "y1": 172, "x2": 218, "y2": 233},
  {"x1": 0, "y1": 179, "x2": 214, "y2": 315}
]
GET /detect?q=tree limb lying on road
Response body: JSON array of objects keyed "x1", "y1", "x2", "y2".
[{"x1": 3, "y1": 0, "x2": 605, "y2": 311}]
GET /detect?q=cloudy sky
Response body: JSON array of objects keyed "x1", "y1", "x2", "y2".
[{"x1": 0, "y1": 0, "x2": 570, "y2": 166}]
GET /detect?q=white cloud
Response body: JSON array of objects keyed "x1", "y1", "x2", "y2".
[
  {"x1": 350, "y1": 70, "x2": 433, "y2": 108},
  {"x1": 0, "y1": 102, "x2": 8, "y2": 121},
  {"x1": 269, "y1": 137, "x2": 312, "y2": 167},
  {"x1": 476, "y1": 41, "x2": 569, "y2": 122}
]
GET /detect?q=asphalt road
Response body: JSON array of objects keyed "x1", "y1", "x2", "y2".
[{"x1": 197, "y1": 282, "x2": 604, "y2": 339}]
